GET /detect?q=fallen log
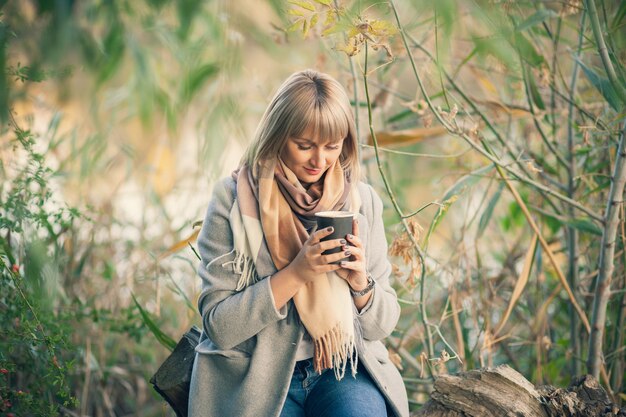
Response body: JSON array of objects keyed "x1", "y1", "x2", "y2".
[{"x1": 412, "y1": 365, "x2": 625, "y2": 417}]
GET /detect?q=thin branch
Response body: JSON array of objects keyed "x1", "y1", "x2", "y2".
[
  {"x1": 520, "y1": 61, "x2": 569, "y2": 170},
  {"x1": 360, "y1": 143, "x2": 472, "y2": 159},
  {"x1": 402, "y1": 202, "x2": 444, "y2": 219},
  {"x1": 362, "y1": 41, "x2": 434, "y2": 359}
]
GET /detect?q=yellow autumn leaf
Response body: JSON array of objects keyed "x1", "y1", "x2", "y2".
[
  {"x1": 494, "y1": 233, "x2": 538, "y2": 336},
  {"x1": 310, "y1": 13, "x2": 319, "y2": 29},
  {"x1": 368, "y1": 126, "x2": 449, "y2": 146},
  {"x1": 148, "y1": 144, "x2": 176, "y2": 197},
  {"x1": 323, "y1": 9, "x2": 336, "y2": 27},
  {"x1": 313, "y1": 0, "x2": 332, "y2": 5},
  {"x1": 303, "y1": 17, "x2": 310, "y2": 36},
  {"x1": 369, "y1": 19, "x2": 398, "y2": 37},
  {"x1": 288, "y1": 8, "x2": 305, "y2": 16},
  {"x1": 287, "y1": 18, "x2": 305, "y2": 33},
  {"x1": 158, "y1": 228, "x2": 200, "y2": 260},
  {"x1": 347, "y1": 26, "x2": 360, "y2": 38},
  {"x1": 288, "y1": 0, "x2": 315, "y2": 12}
]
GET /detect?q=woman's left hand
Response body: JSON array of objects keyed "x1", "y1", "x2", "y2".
[{"x1": 336, "y1": 218, "x2": 369, "y2": 292}]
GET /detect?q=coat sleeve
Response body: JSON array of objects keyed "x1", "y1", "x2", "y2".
[
  {"x1": 196, "y1": 177, "x2": 287, "y2": 351},
  {"x1": 356, "y1": 184, "x2": 401, "y2": 341}
]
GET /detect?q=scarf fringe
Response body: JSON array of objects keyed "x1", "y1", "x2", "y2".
[
  {"x1": 313, "y1": 323, "x2": 359, "y2": 380},
  {"x1": 222, "y1": 249, "x2": 258, "y2": 291}
]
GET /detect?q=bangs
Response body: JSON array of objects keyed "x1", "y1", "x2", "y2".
[{"x1": 290, "y1": 96, "x2": 350, "y2": 144}]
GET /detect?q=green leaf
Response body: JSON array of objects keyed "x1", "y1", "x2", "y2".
[
  {"x1": 539, "y1": 212, "x2": 603, "y2": 236},
  {"x1": 477, "y1": 182, "x2": 504, "y2": 237},
  {"x1": 513, "y1": 31, "x2": 544, "y2": 67},
  {"x1": 473, "y1": 36, "x2": 517, "y2": 70},
  {"x1": 516, "y1": 9, "x2": 558, "y2": 32},
  {"x1": 527, "y1": 67, "x2": 545, "y2": 110},
  {"x1": 387, "y1": 109, "x2": 413, "y2": 123},
  {"x1": 501, "y1": 199, "x2": 526, "y2": 232},
  {"x1": 176, "y1": 0, "x2": 202, "y2": 40},
  {"x1": 180, "y1": 63, "x2": 219, "y2": 104},
  {"x1": 612, "y1": 0, "x2": 626, "y2": 30},
  {"x1": 566, "y1": 218, "x2": 603, "y2": 236},
  {"x1": 577, "y1": 59, "x2": 622, "y2": 111},
  {"x1": 97, "y1": 24, "x2": 126, "y2": 85},
  {"x1": 102, "y1": 260, "x2": 114, "y2": 281},
  {"x1": 131, "y1": 293, "x2": 176, "y2": 351},
  {"x1": 424, "y1": 164, "x2": 494, "y2": 248},
  {"x1": 544, "y1": 213, "x2": 562, "y2": 234}
]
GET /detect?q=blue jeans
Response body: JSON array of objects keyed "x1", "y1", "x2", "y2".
[{"x1": 279, "y1": 359, "x2": 388, "y2": 417}]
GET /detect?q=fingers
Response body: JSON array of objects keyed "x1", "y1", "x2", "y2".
[
  {"x1": 345, "y1": 232, "x2": 363, "y2": 250},
  {"x1": 338, "y1": 260, "x2": 361, "y2": 270},
  {"x1": 309, "y1": 226, "x2": 335, "y2": 245},
  {"x1": 316, "y1": 238, "x2": 347, "y2": 252},
  {"x1": 321, "y1": 249, "x2": 353, "y2": 265}
]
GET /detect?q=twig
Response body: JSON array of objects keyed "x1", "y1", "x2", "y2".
[
  {"x1": 362, "y1": 41, "x2": 434, "y2": 360},
  {"x1": 402, "y1": 202, "x2": 444, "y2": 219},
  {"x1": 360, "y1": 143, "x2": 472, "y2": 159},
  {"x1": 520, "y1": 61, "x2": 569, "y2": 169}
]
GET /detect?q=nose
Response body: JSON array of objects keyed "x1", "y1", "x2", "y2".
[{"x1": 311, "y1": 149, "x2": 326, "y2": 168}]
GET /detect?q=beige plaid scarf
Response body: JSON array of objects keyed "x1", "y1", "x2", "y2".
[{"x1": 230, "y1": 158, "x2": 360, "y2": 379}]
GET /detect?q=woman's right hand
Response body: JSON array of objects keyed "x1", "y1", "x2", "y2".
[{"x1": 288, "y1": 226, "x2": 350, "y2": 283}]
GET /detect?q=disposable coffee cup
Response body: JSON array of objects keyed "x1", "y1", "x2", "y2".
[{"x1": 315, "y1": 211, "x2": 354, "y2": 263}]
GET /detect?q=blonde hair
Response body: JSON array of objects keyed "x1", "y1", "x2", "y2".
[{"x1": 241, "y1": 69, "x2": 360, "y2": 182}]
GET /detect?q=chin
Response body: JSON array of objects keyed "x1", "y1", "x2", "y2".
[{"x1": 298, "y1": 172, "x2": 322, "y2": 185}]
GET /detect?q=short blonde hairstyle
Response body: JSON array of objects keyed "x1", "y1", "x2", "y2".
[{"x1": 241, "y1": 69, "x2": 360, "y2": 182}]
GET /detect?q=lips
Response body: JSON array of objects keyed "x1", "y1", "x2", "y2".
[{"x1": 304, "y1": 167, "x2": 322, "y2": 175}]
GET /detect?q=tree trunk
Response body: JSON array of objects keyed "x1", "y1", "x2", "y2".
[
  {"x1": 587, "y1": 124, "x2": 626, "y2": 378},
  {"x1": 412, "y1": 365, "x2": 626, "y2": 417}
]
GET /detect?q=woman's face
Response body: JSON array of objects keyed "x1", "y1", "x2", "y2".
[{"x1": 280, "y1": 128, "x2": 344, "y2": 187}]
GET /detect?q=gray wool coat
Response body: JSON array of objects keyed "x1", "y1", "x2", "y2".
[{"x1": 188, "y1": 176, "x2": 409, "y2": 417}]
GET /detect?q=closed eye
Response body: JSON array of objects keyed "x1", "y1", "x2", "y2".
[{"x1": 297, "y1": 145, "x2": 312, "y2": 150}]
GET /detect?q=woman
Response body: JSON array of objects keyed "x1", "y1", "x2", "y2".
[{"x1": 189, "y1": 69, "x2": 408, "y2": 417}]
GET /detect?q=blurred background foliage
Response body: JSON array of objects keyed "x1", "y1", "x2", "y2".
[{"x1": 0, "y1": 0, "x2": 624, "y2": 415}]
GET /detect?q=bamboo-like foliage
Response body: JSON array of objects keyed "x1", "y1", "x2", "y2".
[
  {"x1": 284, "y1": 0, "x2": 626, "y2": 406},
  {"x1": 0, "y1": 0, "x2": 624, "y2": 414}
]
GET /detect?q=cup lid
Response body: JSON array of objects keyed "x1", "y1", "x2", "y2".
[{"x1": 315, "y1": 211, "x2": 354, "y2": 218}]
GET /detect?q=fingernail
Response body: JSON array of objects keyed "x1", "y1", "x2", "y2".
[
  {"x1": 340, "y1": 261, "x2": 346, "y2": 266},
  {"x1": 345, "y1": 251, "x2": 351, "y2": 256},
  {"x1": 342, "y1": 245, "x2": 348, "y2": 251},
  {"x1": 327, "y1": 227, "x2": 334, "y2": 232},
  {"x1": 340, "y1": 239, "x2": 347, "y2": 244},
  {"x1": 347, "y1": 234, "x2": 353, "y2": 239}
]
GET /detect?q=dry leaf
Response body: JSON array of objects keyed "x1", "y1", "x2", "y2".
[
  {"x1": 368, "y1": 125, "x2": 447, "y2": 147},
  {"x1": 158, "y1": 228, "x2": 200, "y2": 260},
  {"x1": 388, "y1": 350, "x2": 403, "y2": 371},
  {"x1": 526, "y1": 160, "x2": 543, "y2": 173}
]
